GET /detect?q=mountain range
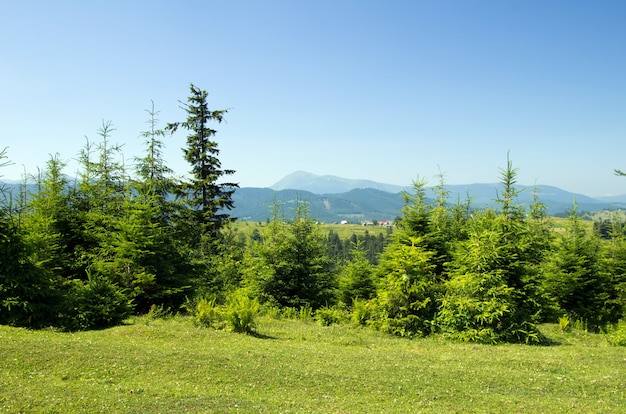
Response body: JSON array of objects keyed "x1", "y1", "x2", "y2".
[
  {"x1": 231, "y1": 171, "x2": 626, "y2": 222},
  {"x1": 3, "y1": 171, "x2": 626, "y2": 223}
]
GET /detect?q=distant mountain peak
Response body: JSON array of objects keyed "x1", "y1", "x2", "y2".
[{"x1": 270, "y1": 171, "x2": 408, "y2": 194}]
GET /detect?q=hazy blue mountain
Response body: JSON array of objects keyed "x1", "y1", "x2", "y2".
[
  {"x1": 271, "y1": 171, "x2": 408, "y2": 194},
  {"x1": 4, "y1": 172, "x2": 626, "y2": 223},
  {"x1": 259, "y1": 171, "x2": 626, "y2": 219},
  {"x1": 433, "y1": 183, "x2": 620, "y2": 214}
]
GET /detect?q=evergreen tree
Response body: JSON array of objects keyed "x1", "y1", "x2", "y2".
[
  {"x1": 437, "y1": 159, "x2": 546, "y2": 343},
  {"x1": 600, "y1": 214, "x2": 626, "y2": 320},
  {"x1": 337, "y1": 240, "x2": 376, "y2": 306},
  {"x1": 167, "y1": 84, "x2": 238, "y2": 248},
  {"x1": 244, "y1": 199, "x2": 336, "y2": 309},
  {"x1": 374, "y1": 179, "x2": 445, "y2": 337},
  {"x1": 0, "y1": 148, "x2": 56, "y2": 328},
  {"x1": 21, "y1": 155, "x2": 72, "y2": 278},
  {"x1": 542, "y1": 203, "x2": 619, "y2": 329}
]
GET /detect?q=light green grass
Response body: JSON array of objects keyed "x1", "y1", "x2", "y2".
[
  {"x1": 1, "y1": 317, "x2": 625, "y2": 413},
  {"x1": 233, "y1": 221, "x2": 391, "y2": 240}
]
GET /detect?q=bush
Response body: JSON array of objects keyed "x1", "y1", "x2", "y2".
[
  {"x1": 223, "y1": 290, "x2": 259, "y2": 333},
  {"x1": 192, "y1": 290, "x2": 260, "y2": 334},
  {"x1": 605, "y1": 320, "x2": 626, "y2": 346},
  {"x1": 193, "y1": 297, "x2": 225, "y2": 329},
  {"x1": 315, "y1": 306, "x2": 348, "y2": 326},
  {"x1": 350, "y1": 298, "x2": 374, "y2": 326},
  {"x1": 60, "y1": 274, "x2": 132, "y2": 331}
]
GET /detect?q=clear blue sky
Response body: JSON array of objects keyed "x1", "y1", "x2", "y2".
[{"x1": 1, "y1": 0, "x2": 625, "y2": 197}]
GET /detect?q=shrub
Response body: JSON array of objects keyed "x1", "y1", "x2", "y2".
[
  {"x1": 223, "y1": 290, "x2": 259, "y2": 333},
  {"x1": 193, "y1": 297, "x2": 224, "y2": 329},
  {"x1": 315, "y1": 306, "x2": 348, "y2": 326},
  {"x1": 350, "y1": 298, "x2": 374, "y2": 326},
  {"x1": 61, "y1": 274, "x2": 132, "y2": 331},
  {"x1": 558, "y1": 315, "x2": 571, "y2": 332},
  {"x1": 605, "y1": 320, "x2": 626, "y2": 346}
]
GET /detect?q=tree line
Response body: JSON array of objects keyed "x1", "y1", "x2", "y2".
[{"x1": 1, "y1": 86, "x2": 625, "y2": 343}]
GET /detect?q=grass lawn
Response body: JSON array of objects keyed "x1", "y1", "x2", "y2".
[{"x1": 1, "y1": 317, "x2": 625, "y2": 413}]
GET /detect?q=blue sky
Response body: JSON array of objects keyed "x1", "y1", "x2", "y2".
[{"x1": 1, "y1": 0, "x2": 625, "y2": 197}]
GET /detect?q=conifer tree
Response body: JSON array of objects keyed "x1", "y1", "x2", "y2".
[
  {"x1": 0, "y1": 148, "x2": 56, "y2": 327},
  {"x1": 167, "y1": 84, "x2": 238, "y2": 247},
  {"x1": 244, "y1": 199, "x2": 336, "y2": 309},
  {"x1": 374, "y1": 179, "x2": 444, "y2": 337},
  {"x1": 437, "y1": 159, "x2": 546, "y2": 343},
  {"x1": 338, "y1": 240, "x2": 376, "y2": 306},
  {"x1": 541, "y1": 203, "x2": 618, "y2": 329}
]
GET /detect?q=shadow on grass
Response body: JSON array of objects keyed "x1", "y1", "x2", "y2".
[{"x1": 248, "y1": 331, "x2": 278, "y2": 340}]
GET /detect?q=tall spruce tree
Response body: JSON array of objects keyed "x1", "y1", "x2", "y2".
[{"x1": 167, "y1": 84, "x2": 238, "y2": 247}]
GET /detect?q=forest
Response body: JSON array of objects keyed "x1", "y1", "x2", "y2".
[{"x1": 1, "y1": 84, "x2": 625, "y2": 345}]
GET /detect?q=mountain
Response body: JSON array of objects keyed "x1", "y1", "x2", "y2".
[
  {"x1": 430, "y1": 183, "x2": 620, "y2": 215},
  {"x1": 261, "y1": 171, "x2": 626, "y2": 219},
  {"x1": 3, "y1": 172, "x2": 626, "y2": 223},
  {"x1": 271, "y1": 171, "x2": 408, "y2": 194}
]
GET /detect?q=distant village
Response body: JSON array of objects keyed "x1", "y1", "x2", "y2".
[{"x1": 338, "y1": 220, "x2": 393, "y2": 227}]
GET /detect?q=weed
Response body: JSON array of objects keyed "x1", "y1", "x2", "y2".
[
  {"x1": 605, "y1": 319, "x2": 626, "y2": 346},
  {"x1": 558, "y1": 314, "x2": 571, "y2": 332}
]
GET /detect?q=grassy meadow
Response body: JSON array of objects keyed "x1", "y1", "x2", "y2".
[
  {"x1": 2, "y1": 316, "x2": 625, "y2": 413},
  {"x1": 234, "y1": 221, "x2": 391, "y2": 240}
]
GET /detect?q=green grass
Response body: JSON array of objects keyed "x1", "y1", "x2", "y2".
[
  {"x1": 1, "y1": 317, "x2": 625, "y2": 413},
  {"x1": 233, "y1": 221, "x2": 391, "y2": 240}
]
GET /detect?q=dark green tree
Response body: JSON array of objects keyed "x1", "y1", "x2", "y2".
[
  {"x1": 167, "y1": 84, "x2": 238, "y2": 247},
  {"x1": 337, "y1": 240, "x2": 376, "y2": 306},
  {"x1": 542, "y1": 203, "x2": 619, "y2": 329},
  {"x1": 0, "y1": 148, "x2": 57, "y2": 328}
]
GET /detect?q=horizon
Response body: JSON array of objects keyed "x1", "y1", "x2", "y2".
[
  {"x1": 2, "y1": 169, "x2": 626, "y2": 200},
  {"x1": 2, "y1": 1, "x2": 626, "y2": 197}
]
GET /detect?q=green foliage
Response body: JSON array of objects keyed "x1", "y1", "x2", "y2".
[
  {"x1": 60, "y1": 273, "x2": 132, "y2": 331},
  {"x1": 191, "y1": 290, "x2": 260, "y2": 333},
  {"x1": 0, "y1": 193, "x2": 57, "y2": 328},
  {"x1": 244, "y1": 199, "x2": 337, "y2": 309},
  {"x1": 541, "y1": 204, "x2": 620, "y2": 330},
  {"x1": 604, "y1": 319, "x2": 626, "y2": 346},
  {"x1": 349, "y1": 297, "x2": 375, "y2": 326},
  {"x1": 436, "y1": 157, "x2": 548, "y2": 344},
  {"x1": 223, "y1": 289, "x2": 260, "y2": 333},
  {"x1": 558, "y1": 314, "x2": 571, "y2": 332},
  {"x1": 315, "y1": 305, "x2": 349, "y2": 326},
  {"x1": 375, "y1": 234, "x2": 440, "y2": 337},
  {"x1": 371, "y1": 178, "x2": 455, "y2": 337},
  {"x1": 192, "y1": 297, "x2": 224, "y2": 329},
  {"x1": 337, "y1": 240, "x2": 375, "y2": 305}
]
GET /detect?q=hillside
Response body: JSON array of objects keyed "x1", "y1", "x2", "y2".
[
  {"x1": 3, "y1": 173, "x2": 626, "y2": 223},
  {"x1": 232, "y1": 187, "x2": 405, "y2": 223},
  {"x1": 230, "y1": 172, "x2": 626, "y2": 222}
]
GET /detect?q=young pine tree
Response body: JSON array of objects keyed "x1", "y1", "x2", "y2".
[
  {"x1": 541, "y1": 203, "x2": 618, "y2": 330},
  {"x1": 244, "y1": 199, "x2": 336, "y2": 309}
]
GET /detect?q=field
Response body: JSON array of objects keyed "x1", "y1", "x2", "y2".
[
  {"x1": 234, "y1": 222, "x2": 392, "y2": 240},
  {"x1": 2, "y1": 317, "x2": 625, "y2": 413}
]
